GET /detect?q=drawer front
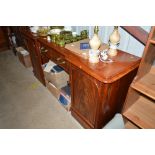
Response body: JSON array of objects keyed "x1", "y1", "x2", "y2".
[
  {"x1": 39, "y1": 45, "x2": 50, "y2": 64},
  {"x1": 47, "y1": 48, "x2": 69, "y2": 73}
]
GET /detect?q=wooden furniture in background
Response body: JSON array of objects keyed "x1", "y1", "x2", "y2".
[
  {"x1": 122, "y1": 26, "x2": 155, "y2": 129},
  {"x1": 121, "y1": 26, "x2": 149, "y2": 45},
  {"x1": 10, "y1": 27, "x2": 25, "y2": 48},
  {"x1": 0, "y1": 26, "x2": 10, "y2": 52}
]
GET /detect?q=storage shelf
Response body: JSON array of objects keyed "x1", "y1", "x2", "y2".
[
  {"x1": 125, "y1": 120, "x2": 139, "y2": 129},
  {"x1": 123, "y1": 27, "x2": 155, "y2": 129},
  {"x1": 131, "y1": 66, "x2": 155, "y2": 100},
  {"x1": 123, "y1": 95, "x2": 155, "y2": 129}
]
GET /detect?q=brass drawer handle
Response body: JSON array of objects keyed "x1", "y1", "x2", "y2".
[
  {"x1": 40, "y1": 47, "x2": 48, "y2": 53},
  {"x1": 58, "y1": 61, "x2": 66, "y2": 65},
  {"x1": 56, "y1": 57, "x2": 61, "y2": 61},
  {"x1": 44, "y1": 49, "x2": 48, "y2": 53}
]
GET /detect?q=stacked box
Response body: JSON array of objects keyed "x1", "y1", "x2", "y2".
[
  {"x1": 16, "y1": 47, "x2": 32, "y2": 68},
  {"x1": 44, "y1": 71, "x2": 69, "y2": 89},
  {"x1": 43, "y1": 61, "x2": 69, "y2": 102},
  {"x1": 58, "y1": 84, "x2": 71, "y2": 111},
  {"x1": 45, "y1": 80, "x2": 60, "y2": 99},
  {"x1": 43, "y1": 61, "x2": 69, "y2": 89}
]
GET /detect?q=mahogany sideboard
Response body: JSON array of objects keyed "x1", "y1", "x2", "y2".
[{"x1": 21, "y1": 29, "x2": 141, "y2": 128}]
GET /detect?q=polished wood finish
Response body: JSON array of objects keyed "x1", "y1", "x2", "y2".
[
  {"x1": 70, "y1": 65, "x2": 101, "y2": 128},
  {"x1": 15, "y1": 27, "x2": 140, "y2": 128},
  {"x1": 121, "y1": 26, "x2": 149, "y2": 45},
  {"x1": 65, "y1": 39, "x2": 109, "y2": 59},
  {"x1": 71, "y1": 65, "x2": 138, "y2": 128},
  {"x1": 36, "y1": 37, "x2": 140, "y2": 128},
  {"x1": 122, "y1": 26, "x2": 155, "y2": 129},
  {"x1": 38, "y1": 38, "x2": 140, "y2": 83}
]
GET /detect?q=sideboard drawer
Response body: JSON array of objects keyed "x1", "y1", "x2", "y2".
[{"x1": 47, "y1": 48, "x2": 69, "y2": 73}]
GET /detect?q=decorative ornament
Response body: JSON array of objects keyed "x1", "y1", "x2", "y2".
[
  {"x1": 99, "y1": 49, "x2": 113, "y2": 63},
  {"x1": 89, "y1": 26, "x2": 101, "y2": 50},
  {"x1": 108, "y1": 26, "x2": 120, "y2": 57},
  {"x1": 89, "y1": 26, "x2": 101, "y2": 63}
]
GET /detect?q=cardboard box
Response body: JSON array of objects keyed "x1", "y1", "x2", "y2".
[
  {"x1": 43, "y1": 61, "x2": 69, "y2": 89},
  {"x1": 44, "y1": 71, "x2": 69, "y2": 89},
  {"x1": 16, "y1": 47, "x2": 32, "y2": 68},
  {"x1": 58, "y1": 85, "x2": 71, "y2": 111},
  {"x1": 46, "y1": 80, "x2": 60, "y2": 99}
]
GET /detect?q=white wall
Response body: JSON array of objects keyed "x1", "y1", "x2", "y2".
[{"x1": 72, "y1": 26, "x2": 151, "y2": 57}]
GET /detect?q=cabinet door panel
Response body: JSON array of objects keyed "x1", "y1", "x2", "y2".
[{"x1": 71, "y1": 65, "x2": 101, "y2": 127}]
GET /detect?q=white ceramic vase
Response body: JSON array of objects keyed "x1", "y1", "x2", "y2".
[
  {"x1": 108, "y1": 26, "x2": 120, "y2": 57},
  {"x1": 109, "y1": 26, "x2": 120, "y2": 44},
  {"x1": 89, "y1": 34, "x2": 101, "y2": 50},
  {"x1": 89, "y1": 26, "x2": 101, "y2": 50}
]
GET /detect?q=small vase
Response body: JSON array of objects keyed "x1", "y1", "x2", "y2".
[
  {"x1": 109, "y1": 26, "x2": 120, "y2": 44},
  {"x1": 108, "y1": 26, "x2": 120, "y2": 57},
  {"x1": 89, "y1": 26, "x2": 101, "y2": 50}
]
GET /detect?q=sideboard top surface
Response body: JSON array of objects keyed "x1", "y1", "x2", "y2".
[{"x1": 37, "y1": 37, "x2": 141, "y2": 83}]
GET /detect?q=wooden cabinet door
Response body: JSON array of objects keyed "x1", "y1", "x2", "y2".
[{"x1": 70, "y1": 65, "x2": 101, "y2": 128}]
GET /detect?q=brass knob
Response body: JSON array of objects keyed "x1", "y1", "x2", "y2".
[{"x1": 56, "y1": 57, "x2": 61, "y2": 61}]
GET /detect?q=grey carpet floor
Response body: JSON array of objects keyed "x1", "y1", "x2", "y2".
[{"x1": 0, "y1": 50, "x2": 82, "y2": 129}]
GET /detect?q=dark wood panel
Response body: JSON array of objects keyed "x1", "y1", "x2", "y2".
[
  {"x1": 71, "y1": 65, "x2": 101, "y2": 128},
  {"x1": 94, "y1": 68, "x2": 137, "y2": 128},
  {"x1": 0, "y1": 26, "x2": 10, "y2": 52},
  {"x1": 10, "y1": 26, "x2": 25, "y2": 47},
  {"x1": 71, "y1": 65, "x2": 138, "y2": 128},
  {"x1": 22, "y1": 31, "x2": 46, "y2": 85},
  {"x1": 121, "y1": 26, "x2": 149, "y2": 45}
]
